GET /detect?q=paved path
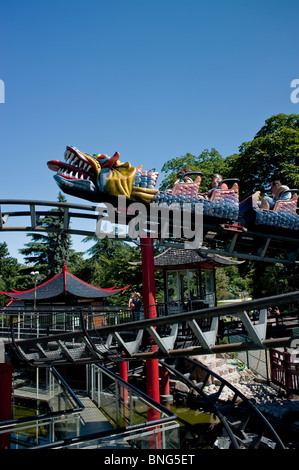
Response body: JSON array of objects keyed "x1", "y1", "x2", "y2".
[
  {"x1": 76, "y1": 393, "x2": 114, "y2": 436},
  {"x1": 76, "y1": 393, "x2": 131, "y2": 448}
]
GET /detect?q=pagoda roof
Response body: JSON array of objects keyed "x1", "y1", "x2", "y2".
[
  {"x1": 130, "y1": 248, "x2": 244, "y2": 270},
  {"x1": 0, "y1": 264, "x2": 130, "y2": 301}
]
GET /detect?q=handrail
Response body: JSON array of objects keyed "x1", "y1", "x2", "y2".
[
  {"x1": 29, "y1": 362, "x2": 178, "y2": 450},
  {"x1": 0, "y1": 198, "x2": 99, "y2": 211},
  {"x1": 29, "y1": 420, "x2": 178, "y2": 449},
  {"x1": 86, "y1": 290, "x2": 299, "y2": 334},
  {"x1": 0, "y1": 367, "x2": 83, "y2": 434},
  {"x1": 0, "y1": 362, "x2": 177, "y2": 448},
  {"x1": 3, "y1": 290, "x2": 298, "y2": 329},
  {"x1": 5, "y1": 291, "x2": 299, "y2": 364},
  {"x1": 96, "y1": 363, "x2": 176, "y2": 420}
]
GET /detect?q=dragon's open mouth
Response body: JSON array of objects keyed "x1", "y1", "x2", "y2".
[{"x1": 48, "y1": 146, "x2": 98, "y2": 185}]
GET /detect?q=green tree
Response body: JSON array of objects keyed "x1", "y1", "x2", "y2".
[
  {"x1": 0, "y1": 242, "x2": 33, "y2": 304},
  {"x1": 78, "y1": 239, "x2": 141, "y2": 304},
  {"x1": 243, "y1": 261, "x2": 299, "y2": 299},
  {"x1": 19, "y1": 193, "x2": 74, "y2": 277},
  {"x1": 216, "y1": 264, "x2": 250, "y2": 300},
  {"x1": 223, "y1": 113, "x2": 299, "y2": 298},
  {"x1": 225, "y1": 113, "x2": 299, "y2": 198},
  {"x1": 159, "y1": 148, "x2": 226, "y2": 192},
  {"x1": 76, "y1": 237, "x2": 165, "y2": 305}
]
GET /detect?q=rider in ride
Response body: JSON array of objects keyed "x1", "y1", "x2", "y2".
[
  {"x1": 175, "y1": 166, "x2": 202, "y2": 184},
  {"x1": 206, "y1": 174, "x2": 228, "y2": 198},
  {"x1": 258, "y1": 180, "x2": 291, "y2": 210}
]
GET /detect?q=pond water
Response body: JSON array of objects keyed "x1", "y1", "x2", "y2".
[{"x1": 169, "y1": 404, "x2": 223, "y2": 449}]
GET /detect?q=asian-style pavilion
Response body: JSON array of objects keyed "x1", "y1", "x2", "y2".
[
  {"x1": 0, "y1": 263, "x2": 129, "y2": 307},
  {"x1": 147, "y1": 247, "x2": 243, "y2": 314}
]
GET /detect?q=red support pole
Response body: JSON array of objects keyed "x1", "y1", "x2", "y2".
[
  {"x1": 0, "y1": 362, "x2": 13, "y2": 449},
  {"x1": 119, "y1": 360, "x2": 128, "y2": 381},
  {"x1": 160, "y1": 366, "x2": 170, "y2": 396},
  {"x1": 119, "y1": 360, "x2": 128, "y2": 403},
  {"x1": 140, "y1": 237, "x2": 161, "y2": 430}
]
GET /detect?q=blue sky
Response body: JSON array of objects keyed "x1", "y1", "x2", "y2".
[{"x1": 0, "y1": 0, "x2": 299, "y2": 262}]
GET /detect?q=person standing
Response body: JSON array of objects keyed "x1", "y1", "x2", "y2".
[
  {"x1": 128, "y1": 292, "x2": 135, "y2": 315},
  {"x1": 132, "y1": 292, "x2": 142, "y2": 321}
]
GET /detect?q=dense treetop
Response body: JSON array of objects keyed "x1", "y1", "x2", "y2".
[{"x1": 160, "y1": 113, "x2": 299, "y2": 199}]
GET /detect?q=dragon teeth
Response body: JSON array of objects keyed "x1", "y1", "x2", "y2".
[
  {"x1": 61, "y1": 149, "x2": 94, "y2": 177},
  {"x1": 64, "y1": 150, "x2": 71, "y2": 161},
  {"x1": 58, "y1": 166, "x2": 90, "y2": 180}
]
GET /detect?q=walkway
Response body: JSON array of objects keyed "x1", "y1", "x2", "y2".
[
  {"x1": 76, "y1": 393, "x2": 114, "y2": 435},
  {"x1": 75, "y1": 393, "x2": 131, "y2": 449}
]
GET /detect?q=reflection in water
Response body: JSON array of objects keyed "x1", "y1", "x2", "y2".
[{"x1": 171, "y1": 404, "x2": 222, "y2": 449}]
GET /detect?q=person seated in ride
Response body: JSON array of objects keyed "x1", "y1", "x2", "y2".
[
  {"x1": 206, "y1": 174, "x2": 228, "y2": 198},
  {"x1": 258, "y1": 180, "x2": 291, "y2": 210},
  {"x1": 174, "y1": 166, "x2": 202, "y2": 184}
]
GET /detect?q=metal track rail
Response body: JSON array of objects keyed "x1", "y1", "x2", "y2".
[
  {"x1": 0, "y1": 199, "x2": 100, "y2": 237},
  {"x1": 5, "y1": 291, "x2": 299, "y2": 366},
  {"x1": 160, "y1": 358, "x2": 286, "y2": 449},
  {"x1": 0, "y1": 199, "x2": 298, "y2": 264}
]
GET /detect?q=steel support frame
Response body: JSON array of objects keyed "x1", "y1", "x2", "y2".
[{"x1": 1, "y1": 199, "x2": 299, "y2": 265}]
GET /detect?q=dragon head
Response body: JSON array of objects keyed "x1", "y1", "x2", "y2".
[{"x1": 47, "y1": 146, "x2": 159, "y2": 204}]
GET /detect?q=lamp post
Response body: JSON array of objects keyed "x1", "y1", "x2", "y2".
[{"x1": 30, "y1": 271, "x2": 40, "y2": 310}]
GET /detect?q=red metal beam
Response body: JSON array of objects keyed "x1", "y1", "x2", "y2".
[
  {"x1": 0, "y1": 363, "x2": 13, "y2": 449},
  {"x1": 141, "y1": 237, "x2": 162, "y2": 448}
]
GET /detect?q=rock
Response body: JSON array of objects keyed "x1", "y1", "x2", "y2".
[{"x1": 174, "y1": 380, "x2": 190, "y2": 393}]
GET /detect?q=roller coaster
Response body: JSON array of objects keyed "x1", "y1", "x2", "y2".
[
  {"x1": 0, "y1": 150, "x2": 299, "y2": 449},
  {"x1": 45, "y1": 146, "x2": 299, "y2": 264},
  {"x1": 0, "y1": 191, "x2": 298, "y2": 265}
]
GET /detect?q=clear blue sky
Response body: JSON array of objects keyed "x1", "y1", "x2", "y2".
[{"x1": 1, "y1": 0, "x2": 299, "y2": 262}]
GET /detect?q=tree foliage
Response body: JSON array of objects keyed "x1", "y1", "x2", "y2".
[
  {"x1": 19, "y1": 193, "x2": 74, "y2": 278},
  {"x1": 159, "y1": 148, "x2": 226, "y2": 192},
  {"x1": 225, "y1": 113, "x2": 299, "y2": 198},
  {"x1": 75, "y1": 237, "x2": 164, "y2": 305},
  {"x1": 215, "y1": 265, "x2": 251, "y2": 300},
  {"x1": 0, "y1": 242, "x2": 34, "y2": 304}
]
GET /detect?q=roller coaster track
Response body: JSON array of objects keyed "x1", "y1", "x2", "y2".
[
  {"x1": 159, "y1": 358, "x2": 286, "y2": 449},
  {"x1": 3, "y1": 301, "x2": 297, "y2": 450},
  {"x1": 4, "y1": 291, "x2": 299, "y2": 367},
  {"x1": 1, "y1": 200, "x2": 298, "y2": 450},
  {"x1": 0, "y1": 199, "x2": 299, "y2": 264},
  {"x1": 27, "y1": 359, "x2": 288, "y2": 450},
  {"x1": 1, "y1": 199, "x2": 298, "y2": 363}
]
